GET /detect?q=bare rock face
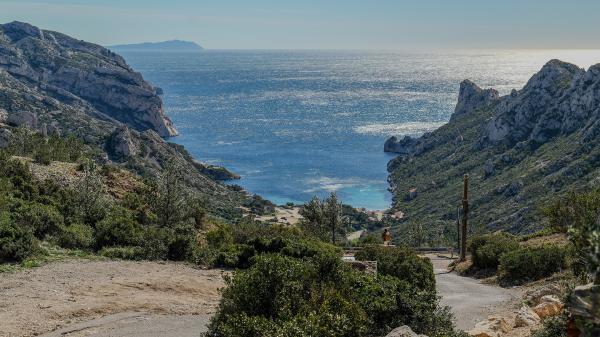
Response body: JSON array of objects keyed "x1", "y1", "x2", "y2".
[
  {"x1": 384, "y1": 135, "x2": 419, "y2": 154},
  {"x1": 514, "y1": 305, "x2": 540, "y2": 327},
  {"x1": 467, "y1": 316, "x2": 511, "y2": 337},
  {"x1": 0, "y1": 108, "x2": 7, "y2": 124},
  {"x1": 7, "y1": 111, "x2": 37, "y2": 128},
  {"x1": 480, "y1": 59, "x2": 597, "y2": 146},
  {"x1": 532, "y1": 295, "x2": 564, "y2": 319},
  {"x1": 451, "y1": 80, "x2": 499, "y2": 122},
  {"x1": 0, "y1": 21, "x2": 177, "y2": 137},
  {"x1": 107, "y1": 126, "x2": 139, "y2": 159},
  {"x1": 385, "y1": 326, "x2": 428, "y2": 337}
]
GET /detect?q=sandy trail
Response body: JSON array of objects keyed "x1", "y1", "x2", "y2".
[
  {"x1": 0, "y1": 260, "x2": 224, "y2": 337},
  {"x1": 427, "y1": 255, "x2": 522, "y2": 331}
]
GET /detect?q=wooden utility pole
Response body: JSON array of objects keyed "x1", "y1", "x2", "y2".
[{"x1": 460, "y1": 174, "x2": 469, "y2": 262}]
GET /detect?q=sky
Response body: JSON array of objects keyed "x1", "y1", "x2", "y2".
[{"x1": 1, "y1": 0, "x2": 600, "y2": 50}]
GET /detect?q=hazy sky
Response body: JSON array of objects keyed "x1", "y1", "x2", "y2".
[{"x1": 1, "y1": 0, "x2": 599, "y2": 50}]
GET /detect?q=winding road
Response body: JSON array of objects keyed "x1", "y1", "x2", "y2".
[{"x1": 427, "y1": 254, "x2": 522, "y2": 331}]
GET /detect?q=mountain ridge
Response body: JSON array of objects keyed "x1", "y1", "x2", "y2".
[{"x1": 385, "y1": 59, "x2": 600, "y2": 235}]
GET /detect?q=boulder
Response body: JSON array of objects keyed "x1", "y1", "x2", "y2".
[
  {"x1": 468, "y1": 316, "x2": 511, "y2": 337},
  {"x1": 7, "y1": 111, "x2": 37, "y2": 128},
  {"x1": 484, "y1": 159, "x2": 494, "y2": 177},
  {"x1": 384, "y1": 135, "x2": 418, "y2": 154},
  {"x1": 107, "y1": 126, "x2": 138, "y2": 159},
  {"x1": 532, "y1": 295, "x2": 563, "y2": 319},
  {"x1": 385, "y1": 325, "x2": 428, "y2": 337},
  {"x1": 0, "y1": 109, "x2": 7, "y2": 124},
  {"x1": 0, "y1": 128, "x2": 12, "y2": 148},
  {"x1": 514, "y1": 305, "x2": 540, "y2": 327}
]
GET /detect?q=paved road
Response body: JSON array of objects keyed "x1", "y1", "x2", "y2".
[
  {"x1": 39, "y1": 312, "x2": 211, "y2": 337},
  {"x1": 428, "y1": 255, "x2": 521, "y2": 331}
]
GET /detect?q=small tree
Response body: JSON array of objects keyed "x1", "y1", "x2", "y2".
[
  {"x1": 299, "y1": 193, "x2": 343, "y2": 244},
  {"x1": 73, "y1": 163, "x2": 109, "y2": 226},
  {"x1": 152, "y1": 160, "x2": 189, "y2": 228},
  {"x1": 324, "y1": 193, "x2": 342, "y2": 244}
]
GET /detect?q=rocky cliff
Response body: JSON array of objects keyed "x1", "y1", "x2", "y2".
[
  {"x1": 0, "y1": 21, "x2": 176, "y2": 137},
  {"x1": 386, "y1": 60, "x2": 600, "y2": 234},
  {"x1": 0, "y1": 21, "x2": 245, "y2": 218}
]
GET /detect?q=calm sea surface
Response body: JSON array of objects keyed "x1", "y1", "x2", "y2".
[{"x1": 119, "y1": 50, "x2": 600, "y2": 210}]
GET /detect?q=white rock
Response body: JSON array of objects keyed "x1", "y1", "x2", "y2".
[
  {"x1": 385, "y1": 325, "x2": 428, "y2": 337},
  {"x1": 514, "y1": 305, "x2": 540, "y2": 327}
]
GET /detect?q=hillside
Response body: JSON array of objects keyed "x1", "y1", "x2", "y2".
[
  {"x1": 386, "y1": 60, "x2": 600, "y2": 235},
  {"x1": 0, "y1": 21, "x2": 245, "y2": 218}
]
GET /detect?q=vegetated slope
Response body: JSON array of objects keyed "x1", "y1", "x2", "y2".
[
  {"x1": 386, "y1": 60, "x2": 600, "y2": 235},
  {"x1": 0, "y1": 21, "x2": 246, "y2": 218}
]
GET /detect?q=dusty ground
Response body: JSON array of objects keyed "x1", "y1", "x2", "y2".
[
  {"x1": 0, "y1": 260, "x2": 224, "y2": 337},
  {"x1": 255, "y1": 206, "x2": 303, "y2": 225}
]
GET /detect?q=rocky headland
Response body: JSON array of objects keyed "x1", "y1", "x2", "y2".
[
  {"x1": 0, "y1": 21, "x2": 243, "y2": 217},
  {"x1": 385, "y1": 59, "x2": 600, "y2": 233}
]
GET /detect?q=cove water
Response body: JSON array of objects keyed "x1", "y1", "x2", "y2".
[{"x1": 118, "y1": 50, "x2": 600, "y2": 210}]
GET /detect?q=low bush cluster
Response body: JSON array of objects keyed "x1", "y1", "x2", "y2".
[
  {"x1": 355, "y1": 245, "x2": 435, "y2": 292},
  {"x1": 0, "y1": 145, "x2": 205, "y2": 264},
  {"x1": 498, "y1": 245, "x2": 568, "y2": 284},
  {"x1": 205, "y1": 248, "x2": 465, "y2": 337},
  {"x1": 468, "y1": 233, "x2": 519, "y2": 269}
]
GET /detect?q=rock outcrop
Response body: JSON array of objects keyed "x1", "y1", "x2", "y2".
[
  {"x1": 514, "y1": 305, "x2": 540, "y2": 327},
  {"x1": 0, "y1": 21, "x2": 177, "y2": 137},
  {"x1": 385, "y1": 326, "x2": 428, "y2": 337},
  {"x1": 467, "y1": 316, "x2": 511, "y2": 337},
  {"x1": 386, "y1": 59, "x2": 600, "y2": 234},
  {"x1": 0, "y1": 21, "x2": 246, "y2": 218},
  {"x1": 451, "y1": 80, "x2": 499, "y2": 122}
]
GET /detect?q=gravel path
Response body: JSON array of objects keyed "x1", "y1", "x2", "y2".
[
  {"x1": 0, "y1": 260, "x2": 224, "y2": 337},
  {"x1": 427, "y1": 255, "x2": 522, "y2": 331}
]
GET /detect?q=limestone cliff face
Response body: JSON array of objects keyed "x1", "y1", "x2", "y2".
[
  {"x1": 0, "y1": 22, "x2": 243, "y2": 218},
  {"x1": 386, "y1": 59, "x2": 600, "y2": 234},
  {"x1": 481, "y1": 60, "x2": 599, "y2": 146},
  {"x1": 0, "y1": 21, "x2": 177, "y2": 137}
]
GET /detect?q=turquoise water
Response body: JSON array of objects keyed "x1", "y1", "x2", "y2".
[{"x1": 119, "y1": 50, "x2": 600, "y2": 210}]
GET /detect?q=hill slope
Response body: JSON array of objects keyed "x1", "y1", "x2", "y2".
[
  {"x1": 385, "y1": 60, "x2": 600, "y2": 234},
  {"x1": 0, "y1": 21, "x2": 246, "y2": 218}
]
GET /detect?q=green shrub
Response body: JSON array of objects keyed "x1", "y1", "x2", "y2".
[
  {"x1": 57, "y1": 223, "x2": 95, "y2": 249},
  {"x1": 469, "y1": 233, "x2": 519, "y2": 269},
  {"x1": 139, "y1": 226, "x2": 171, "y2": 260},
  {"x1": 206, "y1": 253, "x2": 461, "y2": 337},
  {"x1": 0, "y1": 214, "x2": 36, "y2": 262},
  {"x1": 499, "y1": 245, "x2": 567, "y2": 284},
  {"x1": 99, "y1": 246, "x2": 145, "y2": 260},
  {"x1": 167, "y1": 224, "x2": 199, "y2": 261},
  {"x1": 531, "y1": 314, "x2": 568, "y2": 337},
  {"x1": 95, "y1": 208, "x2": 143, "y2": 248},
  {"x1": 13, "y1": 202, "x2": 64, "y2": 239},
  {"x1": 355, "y1": 245, "x2": 435, "y2": 292}
]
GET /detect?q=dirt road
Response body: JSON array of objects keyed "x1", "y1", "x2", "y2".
[
  {"x1": 428, "y1": 255, "x2": 522, "y2": 331},
  {"x1": 0, "y1": 260, "x2": 224, "y2": 337}
]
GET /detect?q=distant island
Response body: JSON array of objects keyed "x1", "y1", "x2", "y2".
[{"x1": 108, "y1": 39, "x2": 203, "y2": 52}]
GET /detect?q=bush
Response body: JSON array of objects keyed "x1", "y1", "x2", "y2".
[
  {"x1": 355, "y1": 245, "x2": 435, "y2": 292},
  {"x1": 499, "y1": 245, "x2": 567, "y2": 284},
  {"x1": 13, "y1": 202, "x2": 64, "y2": 239},
  {"x1": 99, "y1": 246, "x2": 145, "y2": 260},
  {"x1": 0, "y1": 214, "x2": 36, "y2": 262},
  {"x1": 57, "y1": 223, "x2": 95, "y2": 249},
  {"x1": 531, "y1": 314, "x2": 568, "y2": 337},
  {"x1": 469, "y1": 233, "x2": 519, "y2": 269},
  {"x1": 95, "y1": 208, "x2": 143, "y2": 248},
  {"x1": 139, "y1": 226, "x2": 171, "y2": 260},
  {"x1": 206, "y1": 253, "x2": 462, "y2": 337}
]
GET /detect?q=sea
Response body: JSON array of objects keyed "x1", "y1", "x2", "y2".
[{"x1": 118, "y1": 49, "x2": 600, "y2": 210}]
